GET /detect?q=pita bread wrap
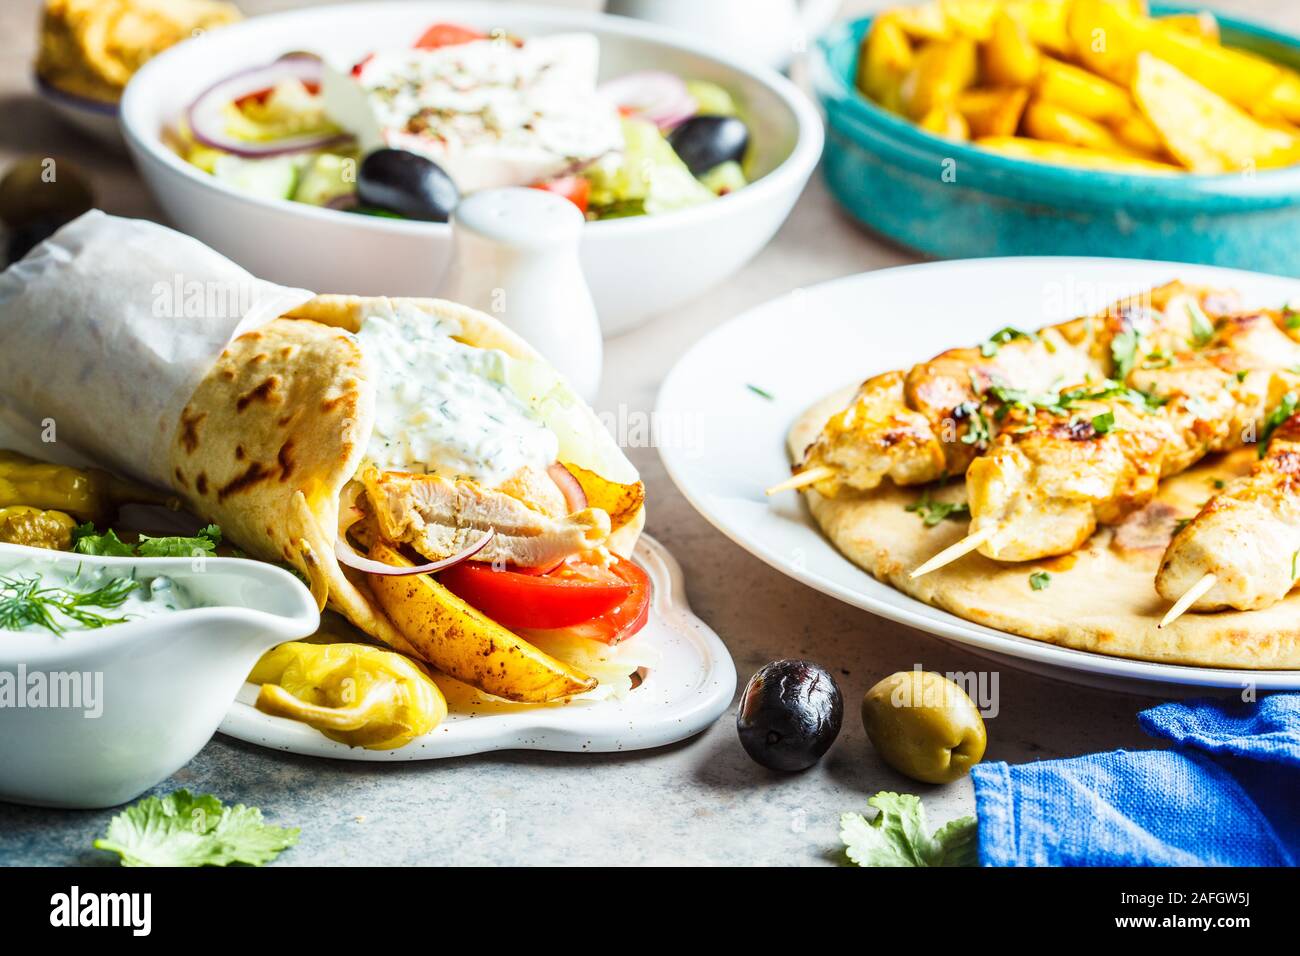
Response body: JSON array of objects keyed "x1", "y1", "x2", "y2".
[
  {"x1": 789, "y1": 388, "x2": 1300, "y2": 670},
  {"x1": 0, "y1": 214, "x2": 645, "y2": 672}
]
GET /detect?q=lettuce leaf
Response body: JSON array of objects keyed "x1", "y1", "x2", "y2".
[{"x1": 73, "y1": 523, "x2": 222, "y2": 559}]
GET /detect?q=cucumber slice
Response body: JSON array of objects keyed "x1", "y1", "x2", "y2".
[
  {"x1": 293, "y1": 153, "x2": 356, "y2": 207},
  {"x1": 211, "y1": 154, "x2": 301, "y2": 201}
]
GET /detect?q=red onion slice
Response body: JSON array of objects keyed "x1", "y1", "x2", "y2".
[
  {"x1": 186, "y1": 55, "x2": 354, "y2": 158},
  {"x1": 548, "y1": 462, "x2": 588, "y2": 513},
  {"x1": 597, "y1": 71, "x2": 696, "y2": 130},
  {"x1": 335, "y1": 529, "x2": 495, "y2": 576}
]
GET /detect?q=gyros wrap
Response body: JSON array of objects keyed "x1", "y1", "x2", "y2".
[{"x1": 0, "y1": 213, "x2": 647, "y2": 699}]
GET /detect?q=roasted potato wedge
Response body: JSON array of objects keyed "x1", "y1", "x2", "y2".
[
  {"x1": 975, "y1": 135, "x2": 1180, "y2": 173},
  {"x1": 1023, "y1": 98, "x2": 1132, "y2": 153},
  {"x1": 901, "y1": 37, "x2": 979, "y2": 118},
  {"x1": 565, "y1": 462, "x2": 645, "y2": 533},
  {"x1": 1156, "y1": 12, "x2": 1219, "y2": 43},
  {"x1": 890, "y1": 1, "x2": 953, "y2": 41},
  {"x1": 366, "y1": 542, "x2": 597, "y2": 703},
  {"x1": 1036, "y1": 56, "x2": 1132, "y2": 121},
  {"x1": 957, "y1": 86, "x2": 1030, "y2": 137},
  {"x1": 858, "y1": 15, "x2": 914, "y2": 114},
  {"x1": 1134, "y1": 53, "x2": 1300, "y2": 173},
  {"x1": 1108, "y1": 110, "x2": 1166, "y2": 156},
  {"x1": 918, "y1": 104, "x2": 971, "y2": 140},
  {"x1": 983, "y1": 10, "x2": 1041, "y2": 86}
]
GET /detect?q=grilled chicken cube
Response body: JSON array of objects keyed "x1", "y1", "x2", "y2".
[
  {"x1": 796, "y1": 282, "x2": 1238, "y2": 497},
  {"x1": 1156, "y1": 411, "x2": 1300, "y2": 612},
  {"x1": 364, "y1": 469, "x2": 610, "y2": 571},
  {"x1": 967, "y1": 402, "x2": 1169, "y2": 561},
  {"x1": 800, "y1": 370, "x2": 948, "y2": 496}
]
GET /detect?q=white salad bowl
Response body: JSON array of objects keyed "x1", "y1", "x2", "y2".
[
  {"x1": 119, "y1": 2, "x2": 824, "y2": 336},
  {"x1": 0, "y1": 545, "x2": 319, "y2": 809}
]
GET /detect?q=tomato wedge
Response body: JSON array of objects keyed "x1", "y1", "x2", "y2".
[
  {"x1": 440, "y1": 556, "x2": 650, "y2": 640},
  {"x1": 530, "y1": 176, "x2": 591, "y2": 214},
  {"x1": 415, "y1": 23, "x2": 487, "y2": 49}
]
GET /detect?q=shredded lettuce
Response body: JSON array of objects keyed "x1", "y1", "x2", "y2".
[{"x1": 584, "y1": 117, "x2": 715, "y2": 218}]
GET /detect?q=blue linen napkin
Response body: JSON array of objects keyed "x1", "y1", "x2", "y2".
[{"x1": 970, "y1": 694, "x2": 1300, "y2": 866}]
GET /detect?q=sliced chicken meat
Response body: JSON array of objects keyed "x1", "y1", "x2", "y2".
[{"x1": 364, "y1": 469, "x2": 610, "y2": 571}]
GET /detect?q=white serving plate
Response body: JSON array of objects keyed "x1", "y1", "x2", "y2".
[
  {"x1": 656, "y1": 257, "x2": 1300, "y2": 693},
  {"x1": 118, "y1": 1, "x2": 823, "y2": 336},
  {"x1": 219, "y1": 535, "x2": 736, "y2": 759}
]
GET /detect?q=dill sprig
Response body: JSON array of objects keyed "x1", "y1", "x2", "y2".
[{"x1": 0, "y1": 574, "x2": 139, "y2": 636}]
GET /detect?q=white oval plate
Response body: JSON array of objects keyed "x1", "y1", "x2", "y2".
[
  {"x1": 219, "y1": 535, "x2": 736, "y2": 759},
  {"x1": 657, "y1": 257, "x2": 1300, "y2": 692}
]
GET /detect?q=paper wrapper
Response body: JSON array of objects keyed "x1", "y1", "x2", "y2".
[{"x1": 0, "y1": 210, "x2": 314, "y2": 487}]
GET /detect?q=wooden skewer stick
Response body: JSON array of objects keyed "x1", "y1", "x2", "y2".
[
  {"x1": 765, "y1": 465, "x2": 836, "y2": 496},
  {"x1": 1158, "y1": 573, "x2": 1217, "y2": 629},
  {"x1": 910, "y1": 526, "x2": 996, "y2": 579}
]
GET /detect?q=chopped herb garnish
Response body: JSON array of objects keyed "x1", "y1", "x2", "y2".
[
  {"x1": 1173, "y1": 517, "x2": 1192, "y2": 535},
  {"x1": 1236, "y1": 370, "x2": 1249, "y2": 383},
  {"x1": 1259, "y1": 393, "x2": 1298, "y2": 457},
  {"x1": 1141, "y1": 350, "x2": 1173, "y2": 370},
  {"x1": 906, "y1": 493, "x2": 970, "y2": 527},
  {"x1": 1090, "y1": 410, "x2": 1116, "y2": 435},
  {"x1": 0, "y1": 573, "x2": 139, "y2": 635},
  {"x1": 746, "y1": 384, "x2": 775, "y2": 400},
  {"x1": 1187, "y1": 301, "x2": 1215, "y2": 347},
  {"x1": 1212, "y1": 478, "x2": 1226, "y2": 489},
  {"x1": 1028, "y1": 571, "x2": 1051, "y2": 591},
  {"x1": 980, "y1": 326, "x2": 1034, "y2": 358},
  {"x1": 1284, "y1": 305, "x2": 1300, "y2": 330},
  {"x1": 957, "y1": 402, "x2": 991, "y2": 446},
  {"x1": 1110, "y1": 329, "x2": 1140, "y2": 381},
  {"x1": 1292, "y1": 549, "x2": 1299, "y2": 582},
  {"x1": 74, "y1": 523, "x2": 222, "y2": 559}
]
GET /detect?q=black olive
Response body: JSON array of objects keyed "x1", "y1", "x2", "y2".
[
  {"x1": 6, "y1": 216, "x2": 64, "y2": 265},
  {"x1": 0, "y1": 155, "x2": 94, "y2": 232},
  {"x1": 736, "y1": 659, "x2": 843, "y2": 772},
  {"x1": 356, "y1": 149, "x2": 460, "y2": 222},
  {"x1": 668, "y1": 115, "x2": 750, "y2": 178}
]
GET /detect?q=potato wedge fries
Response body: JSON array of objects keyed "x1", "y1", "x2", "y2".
[
  {"x1": 856, "y1": 0, "x2": 1300, "y2": 175},
  {"x1": 366, "y1": 542, "x2": 597, "y2": 703}
]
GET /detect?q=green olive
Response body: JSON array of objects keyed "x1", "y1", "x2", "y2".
[{"x1": 861, "y1": 670, "x2": 987, "y2": 784}]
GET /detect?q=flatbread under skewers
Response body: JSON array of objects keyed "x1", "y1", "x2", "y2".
[{"x1": 790, "y1": 387, "x2": 1300, "y2": 670}]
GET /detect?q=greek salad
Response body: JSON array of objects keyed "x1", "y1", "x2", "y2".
[{"x1": 170, "y1": 23, "x2": 753, "y2": 222}]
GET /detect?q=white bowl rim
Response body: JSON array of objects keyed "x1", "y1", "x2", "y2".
[
  {"x1": 0, "y1": 542, "x2": 319, "y2": 663},
  {"x1": 119, "y1": 0, "x2": 825, "y2": 241}
]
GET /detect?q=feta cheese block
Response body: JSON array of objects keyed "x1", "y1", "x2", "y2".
[{"x1": 323, "y1": 33, "x2": 623, "y2": 193}]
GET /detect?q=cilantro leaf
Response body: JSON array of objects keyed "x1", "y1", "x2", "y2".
[
  {"x1": 1110, "y1": 329, "x2": 1140, "y2": 381},
  {"x1": 1091, "y1": 410, "x2": 1115, "y2": 435},
  {"x1": 1187, "y1": 301, "x2": 1215, "y2": 348},
  {"x1": 72, "y1": 524, "x2": 134, "y2": 557},
  {"x1": 1259, "y1": 393, "x2": 1298, "y2": 457},
  {"x1": 93, "y1": 790, "x2": 298, "y2": 867},
  {"x1": 1284, "y1": 305, "x2": 1300, "y2": 330},
  {"x1": 136, "y1": 525, "x2": 221, "y2": 558},
  {"x1": 72, "y1": 523, "x2": 222, "y2": 559},
  {"x1": 840, "y1": 792, "x2": 978, "y2": 867},
  {"x1": 906, "y1": 493, "x2": 970, "y2": 527},
  {"x1": 980, "y1": 326, "x2": 1033, "y2": 358},
  {"x1": 1029, "y1": 570, "x2": 1051, "y2": 591}
]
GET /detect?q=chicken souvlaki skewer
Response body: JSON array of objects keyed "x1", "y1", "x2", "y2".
[
  {"x1": 767, "y1": 282, "x2": 1241, "y2": 498},
  {"x1": 1156, "y1": 407, "x2": 1300, "y2": 627},
  {"x1": 910, "y1": 313, "x2": 1300, "y2": 577}
]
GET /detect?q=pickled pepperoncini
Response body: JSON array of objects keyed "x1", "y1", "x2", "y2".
[
  {"x1": 0, "y1": 450, "x2": 171, "y2": 523},
  {"x1": 0, "y1": 505, "x2": 76, "y2": 550},
  {"x1": 250, "y1": 641, "x2": 448, "y2": 750}
]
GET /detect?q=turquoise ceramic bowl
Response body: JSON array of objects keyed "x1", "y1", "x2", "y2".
[{"x1": 812, "y1": 5, "x2": 1300, "y2": 275}]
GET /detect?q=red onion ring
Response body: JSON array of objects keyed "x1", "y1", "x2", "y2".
[
  {"x1": 186, "y1": 55, "x2": 354, "y2": 158},
  {"x1": 334, "y1": 528, "x2": 495, "y2": 576},
  {"x1": 548, "y1": 462, "x2": 588, "y2": 513},
  {"x1": 597, "y1": 71, "x2": 696, "y2": 130}
]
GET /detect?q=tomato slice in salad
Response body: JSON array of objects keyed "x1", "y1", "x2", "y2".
[
  {"x1": 530, "y1": 176, "x2": 590, "y2": 214},
  {"x1": 440, "y1": 555, "x2": 651, "y2": 641},
  {"x1": 415, "y1": 23, "x2": 487, "y2": 49}
]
